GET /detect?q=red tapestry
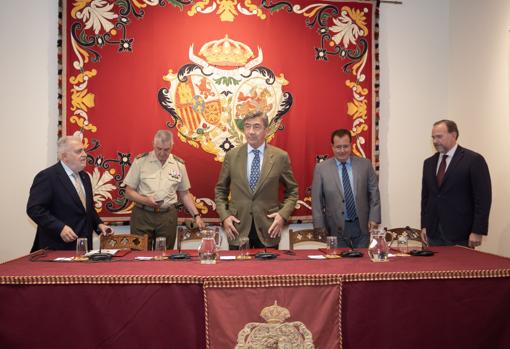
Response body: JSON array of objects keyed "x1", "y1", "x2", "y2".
[{"x1": 61, "y1": 0, "x2": 380, "y2": 222}]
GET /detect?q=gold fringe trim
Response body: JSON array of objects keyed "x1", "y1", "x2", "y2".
[{"x1": 1, "y1": 269, "x2": 509, "y2": 286}]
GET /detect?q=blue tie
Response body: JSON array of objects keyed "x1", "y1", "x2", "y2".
[
  {"x1": 341, "y1": 162, "x2": 357, "y2": 220},
  {"x1": 249, "y1": 149, "x2": 260, "y2": 192}
]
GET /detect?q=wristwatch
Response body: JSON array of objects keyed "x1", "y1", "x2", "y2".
[{"x1": 193, "y1": 213, "x2": 201, "y2": 219}]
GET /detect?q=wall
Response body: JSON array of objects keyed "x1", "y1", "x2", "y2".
[
  {"x1": 378, "y1": 0, "x2": 450, "y2": 232},
  {"x1": 0, "y1": 0, "x2": 58, "y2": 262},
  {"x1": 1, "y1": 0, "x2": 509, "y2": 261},
  {"x1": 448, "y1": 0, "x2": 510, "y2": 256}
]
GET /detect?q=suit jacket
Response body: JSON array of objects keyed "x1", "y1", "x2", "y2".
[
  {"x1": 421, "y1": 145, "x2": 491, "y2": 242},
  {"x1": 27, "y1": 162, "x2": 102, "y2": 251},
  {"x1": 311, "y1": 156, "x2": 381, "y2": 237},
  {"x1": 215, "y1": 144, "x2": 298, "y2": 246}
]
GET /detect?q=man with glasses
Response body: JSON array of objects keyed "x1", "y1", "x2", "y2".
[{"x1": 311, "y1": 129, "x2": 381, "y2": 248}]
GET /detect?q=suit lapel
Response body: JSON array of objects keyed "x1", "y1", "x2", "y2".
[
  {"x1": 56, "y1": 162, "x2": 86, "y2": 211},
  {"x1": 441, "y1": 146, "x2": 464, "y2": 187},
  {"x1": 327, "y1": 158, "x2": 344, "y2": 197},
  {"x1": 351, "y1": 157, "x2": 360, "y2": 199},
  {"x1": 236, "y1": 144, "x2": 251, "y2": 196},
  {"x1": 254, "y1": 144, "x2": 275, "y2": 194}
]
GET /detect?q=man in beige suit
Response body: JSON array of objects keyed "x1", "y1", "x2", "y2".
[
  {"x1": 215, "y1": 111, "x2": 299, "y2": 248},
  {"x1": 312, "y1": 129, "x2": 381, "y2": 248}
]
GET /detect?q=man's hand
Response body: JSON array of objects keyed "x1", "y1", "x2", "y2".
[
  {"x1": 145, "y1": 195, "x2": 161, "y2": 207},
  {"x1": 368, "y1": 221, "x2": 379, "y2": 231},
  {"x1": 421, "y1": 228, "x2": 428, "y2": 246},
  {"x1": 223, "y1": 215, "x2": 240, "y2": 240},
  {"x1": 97, "y1": 223, "x2": 113, "y2": 236},
  {"x1": 60, "y1": 225, "x2": 78, "y2": 243},
  {"x1": 469, "y1": 233, "x2": 483, "y2": 248},
  {"x1": 267, "y1": 212, "x2": 285, "y2": 238},
  {"x1": 195, "y1": 216, "x2": 206, "y2": 230}
]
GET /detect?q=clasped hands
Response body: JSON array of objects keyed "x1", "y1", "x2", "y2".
[{"x1": 222, "y1": 212, "x2": 285, "y2": 240}]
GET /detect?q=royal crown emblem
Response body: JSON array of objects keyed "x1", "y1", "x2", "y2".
[
  {"x1": 158, "y1": 35, "x2": 293, "y2": 162},
  {"x1": 236, "y1": 301, "x2": 315, "y2": 348}
]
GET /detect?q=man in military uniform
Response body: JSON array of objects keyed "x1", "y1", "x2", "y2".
[{"x1": 124, "y1": 130, "x2": 205, "y2": 249}]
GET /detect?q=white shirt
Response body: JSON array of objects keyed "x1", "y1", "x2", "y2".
[
  {"x1": 61, "y1": 161, "x2": 86, "y2": 199},
  {"x1": 436, "y1": 144, "x2": 458, "y2": 174},
  {"x1": 247, "y1": 143, "x2": 265, "y2": 182}
]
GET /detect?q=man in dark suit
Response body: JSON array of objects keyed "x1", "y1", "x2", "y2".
[
  {"x1": 27, "y1": 136, "x2": 111, "y2": 251},
  {"x1": 312, "y1": 129, "x2": 381, "y2": 248},
  {"x1": 421, "y1": 120, "x2": 491, "y2": 247},
  {"x1": 215, "y1": 111, "x2": 298, "y2": 249}
]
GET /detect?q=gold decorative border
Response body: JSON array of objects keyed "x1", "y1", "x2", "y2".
[{"x1": 2, "y1": 269, "x2": 509, "y2": 286}]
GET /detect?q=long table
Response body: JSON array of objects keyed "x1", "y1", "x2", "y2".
[{"x1": 1, "y1": 246, "x2": 509, "y2": 348}]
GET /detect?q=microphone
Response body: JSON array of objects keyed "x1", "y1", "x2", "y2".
[
  {"x1": 89, "y1": 227, "x2": 113, "y2": 261},
  {"x1": 169, "y1": 226, "x2": 190, "y2": 260},
  {"x1": 340, "y1": 235, "x2": 363, "y2": 258}
]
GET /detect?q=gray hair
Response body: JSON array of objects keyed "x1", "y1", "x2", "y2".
[
  {"x1": 57, "y1": 135, "x2": 82, "y2": 160},
  {"x1": 242, "y1": 110, "x2": 269, "y2": 128},
  {"x1": 153, "y1": 130, "x2": 173, "y2": 145}
]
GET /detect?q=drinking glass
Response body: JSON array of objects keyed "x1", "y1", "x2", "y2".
[
  {"x1": 237, "y1": 237, "x2": 250, "y2": 260},
  {"x1": 326, "y1": 236, "x2": 338, "y2": 255},
  {"x1": 154, "y1": 237, "x2": 167, "y2": 260},
  {"x1": 75, "y1": 238, "x2": 88, "y2": 261}
]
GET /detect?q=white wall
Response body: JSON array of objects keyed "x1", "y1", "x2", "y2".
[
  {"x1": 0, "y1": 0, "x2": 58, "y2": 262},
  {"x1": 448, "y1": 0, "x2": 510, "y2": 256},
  {"x1": 1, "y1": 0, "x2": 509, "y2": 261},
  {"x1": 378, "y1": 0, "x2": 450, "y2": 232}
]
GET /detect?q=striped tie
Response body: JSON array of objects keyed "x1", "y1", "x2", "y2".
[
  {"x1": 249, "y1": 149, "x2": 260, "y2": 192},
  {"x1": 341, "y1": 162, "x2": 357, "y2": 220},
  {"x1": 72, "y1": 173, "x2": 87, "y2": 209}
]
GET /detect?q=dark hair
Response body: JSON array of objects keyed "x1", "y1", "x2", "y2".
[
  {"x1": 434, "y1": 119, "x2": 459, "y2": 139},
  {"x1": 330, "y1": 129, "x2": 352, "y2": 144},
  {"x1": 242, "y1": 110, "x2": 269, "y2": 128}
]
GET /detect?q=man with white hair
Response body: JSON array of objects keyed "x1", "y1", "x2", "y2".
[
  {"x1": 27, "y1": 135, "x2": 111, "y2": 251},
  {"x1": 124, "y1": 130, "x2": 205, "y2": 249}
]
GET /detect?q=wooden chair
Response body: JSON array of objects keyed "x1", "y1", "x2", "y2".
[
  {"x1": 100, "y1": 234, "x2": 149, "y2": 251},
  {"x1": 289, "y1": 229, "x2": 328, "y2": 250},
  {"x1": 175, "y1": 226, "x2": 203, "y2": 250},
  {"x1": 385, "y1": 226, "x2": 424, "y2": 250}
]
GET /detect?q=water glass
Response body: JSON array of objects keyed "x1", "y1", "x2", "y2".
[
  {"x1": 326, "y1": 236, "x2": 338, "y2": 255},
  {"x1": 397, "y1": 234, "x2": 409, "y2": 253},
  {"x1": 237, "y1": 237, "x2": 250, "y2": 260},
  {"x1": 154, "y1": 237, "x2": 167, "y2": 260},
  {"x1": 75, "y1": 238, "x2": 88, "y2": 261}
]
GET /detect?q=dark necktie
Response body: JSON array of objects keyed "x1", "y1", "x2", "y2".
[
  {"x1": 436, "y1": 154, "x2": 448, "y2": 186},
  {"x1": 249, "y1": 149, "x2": 260, "y2": 192},
  {"x1": 341, "y1": 162, "x2": 357, "y2": 220}
]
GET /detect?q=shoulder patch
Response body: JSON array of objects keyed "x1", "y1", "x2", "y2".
[
  {"x1": 173, "y1": 155, "x2": 185, "y2": 164},
  {"x1": 135, "y1": 152, "x2": 148, "y2": 160}
]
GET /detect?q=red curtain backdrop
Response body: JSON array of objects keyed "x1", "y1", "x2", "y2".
[{"x1": 61, "y1": 0, "x2": 379, "y2": 222}]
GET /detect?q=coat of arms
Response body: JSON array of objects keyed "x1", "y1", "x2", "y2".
[
  {"x1": 158, "y1": 35, "x2": 293, "y2": 162},
  {"x1": 236, "y1": 301, "x2": 315, "y2": 348}
]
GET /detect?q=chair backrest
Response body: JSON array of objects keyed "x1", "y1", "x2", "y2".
[
  {"x1": 100, "y1": 234, "x2": 148, "y2": 251},
  {"x1": 385, "y1": 227, "x2": 423, "y2": 250},
  {"x1": 176, "y1": 226, "x2": 203, "y2": 250},
  {"x1": 289, "y1": 229, "x2": 328, "y2": 250}
]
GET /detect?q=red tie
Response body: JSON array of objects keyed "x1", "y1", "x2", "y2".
[{"x1": 436, "y1": 154, "x2": 448, "y2": 186}]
